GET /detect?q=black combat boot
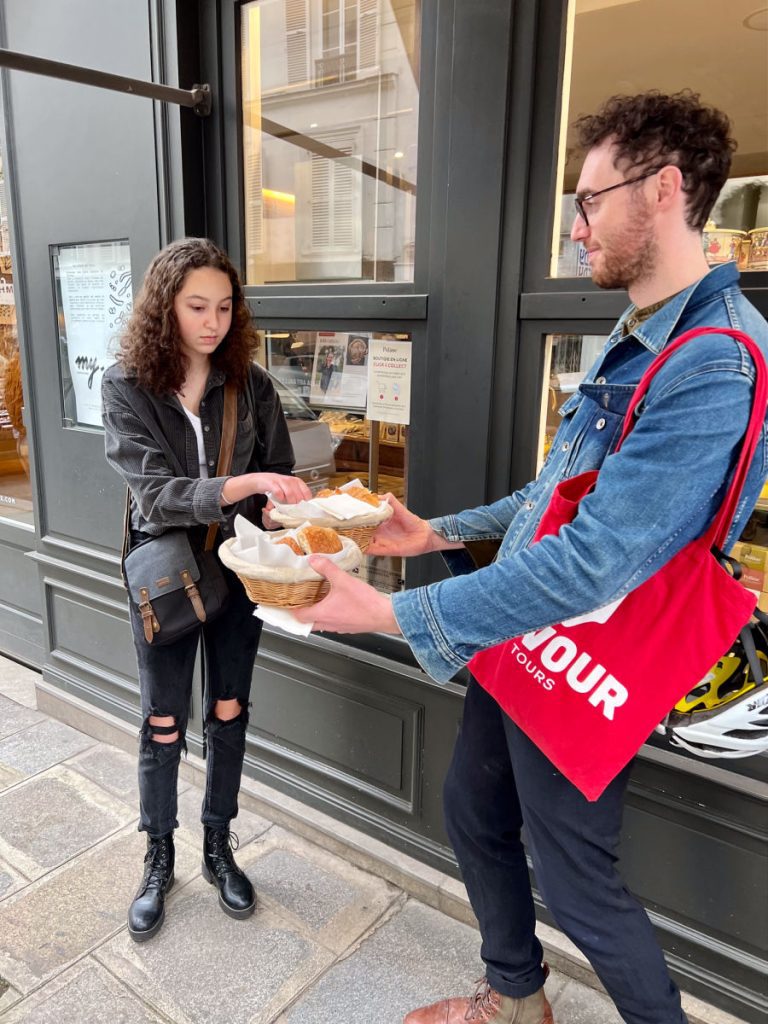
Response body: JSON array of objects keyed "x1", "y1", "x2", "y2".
[
  {"x1": 127, "y1": 832, "x2": 175, "y2": 942},
  {"x1": 202, "y1": 825, "x2": 256, "y2": 919}
]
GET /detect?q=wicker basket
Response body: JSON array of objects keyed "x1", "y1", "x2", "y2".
[
  {"x1": 337, "y1": 524, "x2": 377, "y2": 553},
  {"x1": 218, "y1": 534, "x2": 361, "y2": 608}
]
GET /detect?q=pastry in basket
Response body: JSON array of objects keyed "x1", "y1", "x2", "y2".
[
  {"x1": 274, "y1": 536, "x2": 303, "y2": 556},
  {"x1": 316, "y1": 485, "x2": 381, "y2": 506},
  {"x1": 296, "y1": 525, "x2": 343, "y2": 554}
]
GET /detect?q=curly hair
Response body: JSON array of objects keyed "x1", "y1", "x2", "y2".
[
  {"x1": 574, "y1": 91, "x2": 736, "y2": 231},
  {"x1": 118, "y1": 238, "x2": 258, "y2": 395}
]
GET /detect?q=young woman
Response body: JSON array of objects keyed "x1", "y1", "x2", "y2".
[{"x1": 102, "y1": 238, "x2": 310, "y2": 942}]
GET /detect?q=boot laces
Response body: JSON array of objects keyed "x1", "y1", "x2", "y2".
[
  {"x1": 143, "y1": 836, "x2": 171, "y2": 889},
  {"x1": 465, "y1": 978, "x2": 501, "y2": 1021},
  {"x1": 208, "y1": 828, "x2": 241, "y2": 874}
]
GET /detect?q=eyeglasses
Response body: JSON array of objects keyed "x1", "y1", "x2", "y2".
[{"x1": 574, "y1": 168, "x2": 663, "y2": 227}]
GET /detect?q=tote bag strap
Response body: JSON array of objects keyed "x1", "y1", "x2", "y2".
[
  {"x1": 615, "y1": 326, "x2": 768, "y2": 550},
  {"x1": 204, "y1": 382, "x2": 238, "y2": 552}
]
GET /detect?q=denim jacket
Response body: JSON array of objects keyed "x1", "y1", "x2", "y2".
[{"x1": 391, "y1": 263, "x2": 768, "y2": 682}]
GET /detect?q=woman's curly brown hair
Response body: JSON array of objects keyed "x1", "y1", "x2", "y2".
[
  {"x1": 118, "y1": 237, "x2": 258, "y2": 395},
  {"x1": 574, "y1": 91, "x2": 736, "y2": 232}
]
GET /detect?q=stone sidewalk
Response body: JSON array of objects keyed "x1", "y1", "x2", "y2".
[{"x1": 0, "y1": 656, "x2": 743, "y2": 1024}]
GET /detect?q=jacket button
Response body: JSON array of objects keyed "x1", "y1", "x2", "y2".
[
  {"x1": 596, "y1": 417, "x2": 606, "y2": 430},
  {"x1": 208, "y1": 460, "x2": 215, "y2": 467},
  {"x1": 561, "y1": 441, "x2": 570, "y2": 452},
  {"x1": 595, "y1": 376, "x2": 606, "y2": 384},
  {"x1": 204, "y1": 425, "x2": 210, "y2": 433},
  {"x1": 524, "y1": 501, "x2": 534, "y2": 510}
]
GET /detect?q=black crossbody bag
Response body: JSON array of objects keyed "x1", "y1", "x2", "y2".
[{"x1": 121, "y1": 384, "x2": 237, "y2": 645}]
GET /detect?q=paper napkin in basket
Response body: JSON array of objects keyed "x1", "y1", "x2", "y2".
[{"x1": 254, "y1": 605, "x2": 313, "y2": 636}]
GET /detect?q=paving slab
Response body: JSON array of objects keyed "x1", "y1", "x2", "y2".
[
  {"x1": 96, "y1": 880, "x2": 334, "y2": 1024},
  {"x1": 0, "y1": 661, "x2": 38, "y2": 709},
  {"x1": 0, "y1": 958, "x2": 167, "y2": 1024},
  {"x1": 0, "y1": 825, "x2": 199, "y2": 994},
  {"x1": 0, "y1": 695, "x2": 43, "y2": 741},
  {"x1": 66, "y1": 744, "x2": 144, "y2": 806},
  {"x1": 241, "y1": 825, "x2": 400, "y2": 954},
  {"x1": 0, "y1": 855, "x2": 28, "y2": 902},
  {"x1": 0, "y1": 764, "x2": 24, "y2": 793},
  {"x1": 0, "y1": 764, "x2": 135, "y2": 879},
  {"x1": 549, "y1": 977, "x2": 623, "y2": 1023},
  {"x1": 0, "y1": 979, "x2": 22, "y2": 1015},
  {"x1": 278, "y1": 898, "x2": 485, "y2": 1024},
  {"x1": 0, "y1": 719, "x2": 95, "y2": 779}
]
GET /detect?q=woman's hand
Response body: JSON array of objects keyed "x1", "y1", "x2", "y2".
[
  {"x1": 292, "y1": 557, "x2": 401, "y2": 634},
  {"x1": 250, "y1": 473, "x2": 312, "y2": 503},
  {"x1": 221, "y1": 472, "x2": 311, "y2": 507},
  {"x1": 366, "y1": 494, "x2": 459, "y2": 557}
]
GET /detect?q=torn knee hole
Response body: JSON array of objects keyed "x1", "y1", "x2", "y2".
[
  {"x1": 213, "y1": 699, "x2": 242, "y2": 722},
  {"x1": 147, "y1": 715, "x2": 179, "y2": 744}
]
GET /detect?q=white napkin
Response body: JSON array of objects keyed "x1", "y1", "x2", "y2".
[
  {"x1": 231, "y1": 515, "x2": 308, "y2": 566},
  {"x1": 254, "y1": 605, "x2": 313, "y2": 636},
  {"x1": 268, "y1": 478, "x2": 384, "y2": 522}
]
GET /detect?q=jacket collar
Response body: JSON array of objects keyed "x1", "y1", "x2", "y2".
[
  {"x1": 609, "y1": 262, "x2": 740, "y2": 354},
  {"x1": 157, "y1": 368, "x2": 227, "y2": 409}
]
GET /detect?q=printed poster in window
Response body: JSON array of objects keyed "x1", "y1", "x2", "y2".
[
  {"x1": 53, "y1": 240, "x2": 132, "y2": 427},
  {"x1": 366, "y1": 339, "x2": 411, "y2": 425},
  {"x1": 309, "y1": 332, "x2": 368, "y2": 408}
]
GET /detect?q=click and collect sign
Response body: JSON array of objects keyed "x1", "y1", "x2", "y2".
[{"x1": 366, "y1": 339, "x2": 411, "y2": 425}]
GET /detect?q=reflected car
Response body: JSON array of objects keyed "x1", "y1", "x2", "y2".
[{"x1": 268, "y1": 371, "x2": 337, "y2": 494}]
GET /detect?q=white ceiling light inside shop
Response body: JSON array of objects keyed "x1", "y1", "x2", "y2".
[{"x1": 564, "y1": 0, "x2": 768, "y2": 187}]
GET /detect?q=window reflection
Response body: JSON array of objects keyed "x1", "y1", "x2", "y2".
[
  {"x1": 538, "y1": 334, "x2": 607, "y2": 471},
  {"x1": 241, "y1": 0, "x2": 420, "y2": 284},
  {"x1": 0, "y1": 153, "x2": 33, "y2": 524},
  {"x1": 551, "y1": 0, "x2": 768, "y2": 278}
]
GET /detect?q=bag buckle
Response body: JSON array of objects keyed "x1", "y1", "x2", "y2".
[
  {"x1": 138, "y1": 588, "x2": 160, "y2": 643},
  {"x1": 180, "y1": 569, "x2": 207, "y2": 623}
]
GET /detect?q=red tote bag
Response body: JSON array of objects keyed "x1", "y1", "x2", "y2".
[{"x1": 469, "y1": 327, "x2": 767, "y2": 800}]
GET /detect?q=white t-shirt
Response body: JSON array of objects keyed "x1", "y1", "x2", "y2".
[{"x1": 182, "y1": 407, "x2": 209, "y2": 479}]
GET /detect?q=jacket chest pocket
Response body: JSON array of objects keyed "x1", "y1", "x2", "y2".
[{"x1": 567, "y1": 382, "x2": 637, "y2": 471}]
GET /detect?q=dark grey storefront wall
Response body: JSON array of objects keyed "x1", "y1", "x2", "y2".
[{"x1": 0, "y1": 0, "x2": 166, "y2": 707}]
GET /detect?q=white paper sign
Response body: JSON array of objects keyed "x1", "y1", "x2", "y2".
[
  {"x1": 56, "y1": 241, "x2": 132, "y2": 426},
  {"x1": 366, "y1": 339, "x2": 411, "y2": 425}
]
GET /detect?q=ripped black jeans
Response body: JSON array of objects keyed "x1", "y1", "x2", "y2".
[{"x1": 129, "y1": 557, "x2": 262, "y2": 838}]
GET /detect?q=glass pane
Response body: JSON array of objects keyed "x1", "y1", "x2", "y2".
[
  {"x1": 538, "y1": 333, "x2": 608, "y2": 471},
  {"x1": 551, "y1": 0, "x2": 768, "y2": 278},
  {"x1": 257, "y1": 327, "x2": 409, "y2": 594},
  {"x1": 241, "y1": 0, "x2": 420, "y2": 284},
  {"x1": 0, "y1": 152, "x2": 33, "y2": 525}
]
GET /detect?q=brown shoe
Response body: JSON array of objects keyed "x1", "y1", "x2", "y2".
[{"x1": 403, "y1": 975, "x2": 554, "y2": 1024}]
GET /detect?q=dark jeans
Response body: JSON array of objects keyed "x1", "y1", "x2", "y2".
[
  {"x1": 444, "y1": 678, "x2": 687, "y2": 1024},
  {"x1": 129, "y1": 560, "x2": 262, "y2": 838}
]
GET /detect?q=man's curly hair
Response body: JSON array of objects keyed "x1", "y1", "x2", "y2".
[
  {"x1": 118, "y1": 237, "x2": 258, "y2": 395},
  {"x1": 574, "y1": 91, "x2": 736, "y2": 231}
]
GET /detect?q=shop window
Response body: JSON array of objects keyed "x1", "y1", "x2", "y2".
[
  {"x1": 258, "y1": 327, "x2": 410, "y2": 594},
  {"x1": 551, "y1": 0, "x2": 768, "y2": 278},
  {"x1": 0, "y1": 154, "x2": 33, "y2": 525},
  {"x1": 240, "y1": 0, "x2": 419, "y2": 284},
  {"x1": 538, "y1": 333, "x2": 608, "y2": 471}
]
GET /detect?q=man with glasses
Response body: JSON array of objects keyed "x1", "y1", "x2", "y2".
[{"x1": 295, "y1": 91, "x2": 768, "y2": 1023}]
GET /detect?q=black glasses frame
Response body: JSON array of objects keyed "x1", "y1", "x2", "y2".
[{"x1": 574, "y1": 168, "x2": 663, "y2": 227}]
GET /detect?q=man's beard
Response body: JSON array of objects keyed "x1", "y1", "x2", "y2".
[{"x1": 590, "y1": 210, "x2": 658, "y2": 291}]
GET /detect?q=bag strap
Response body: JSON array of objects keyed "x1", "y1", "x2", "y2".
[
  {"x1": 615, "y1": 327, "x2": 768, "y2": 550},
  {"x1": 204, "y1": 383, "x2": 237, "y2": 551}
]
